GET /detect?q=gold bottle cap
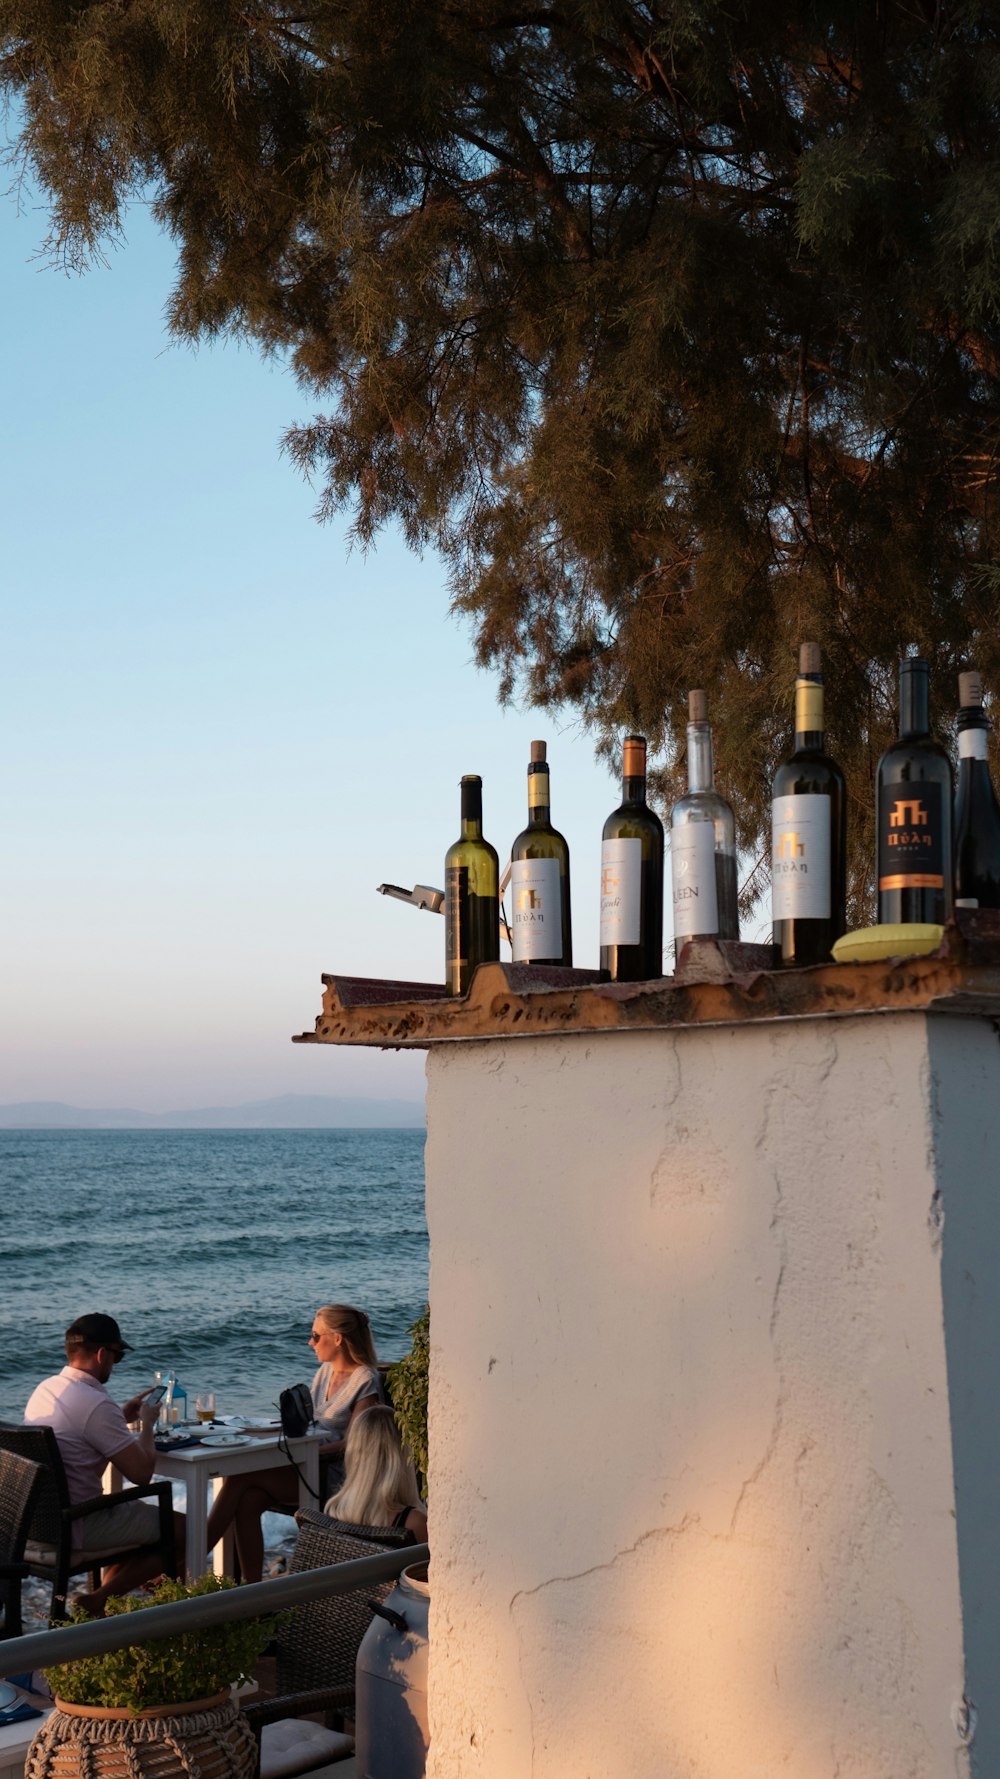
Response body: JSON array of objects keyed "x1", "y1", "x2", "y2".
[
  {"x1": 530, "y1": 740, "x2": 547, "y2": 763},
  {"x1": 959, "y1": 671, "x2": 983, "y2": 708},
  {"x1": 623, "y1": 735, "x2": 646, "y2": 776},
  {"x1": 688, "y1": 690, "x2": 708, "y2": 723},
  {"x1": 798, "y1": 641, "x2": 822, "y2": 676}
]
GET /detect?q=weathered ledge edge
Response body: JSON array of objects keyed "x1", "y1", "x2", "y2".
[{"x1": 293, "y1": 914, "x2": 1000, "y2": 1049}]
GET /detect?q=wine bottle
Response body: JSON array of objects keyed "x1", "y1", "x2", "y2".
[
  {"x1": 771, "y1": 642, "x2": 847, "y2": 966},
  {"x1": 509, "y1": 741, "x2": 573, "y2": 965},
  {"x1": 599, "y1": 734, "x2": 664, "y2": 981},
  {"x1": 669, "y1": 690, "x2": 739, "y2": 958},
  {"x1": 877, "y1": 656, "x2": 953, "y2": 925},
  {"x1": 445, "y1": 775, "x2": 500, "y2": 995},
  {"x1": 954, "y1": 670, "x2": 1000, "y2": 910}
]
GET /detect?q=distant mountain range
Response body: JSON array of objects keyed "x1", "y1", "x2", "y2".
[{"x1": 0, "y1": 1094, "x2": 426, "y2": 1130}]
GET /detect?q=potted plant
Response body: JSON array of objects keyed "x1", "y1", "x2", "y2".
[{"x1": 25, "y1": 1576, "x2": 272, "y2": 1779}]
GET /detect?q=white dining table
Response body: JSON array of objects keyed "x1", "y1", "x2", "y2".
[{"x1": 111, "y1": 1426, "x2": 325, "y2": 1580}]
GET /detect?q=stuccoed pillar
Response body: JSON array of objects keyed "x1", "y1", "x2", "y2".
[{"x1": 422, "y1": 1009, "x2": 1000, "y2": 1778}]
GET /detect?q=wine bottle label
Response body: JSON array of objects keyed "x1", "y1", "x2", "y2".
[
  {"x1": 956, "y1": 897, "x2": 980, "y2": 908},
  {"x1": 600, "y1": 837, "x2": 641, "y2": 945},
  {"x1": 958, "y1": 729, "x2": 989, "y2": 760},
  {"x1": 877, "y1": 780, "x2": 944, "y2": 890},
  {"x1": 510, "y1": 858, "x2": 563, "y2": 960},
  {"x1": 446, "y1": 865, "x2": 469, "y2": 963},
  {"x1": 771, "y1": 794, "x2": 831, "y2": 920},
  {"x1": 671, "y1": 823, "x2": 719, "y2": 938}
]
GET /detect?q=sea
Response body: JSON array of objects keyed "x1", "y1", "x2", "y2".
[{"x1": 0, "y1": 1128, "x2": 429, "y2": 1423}]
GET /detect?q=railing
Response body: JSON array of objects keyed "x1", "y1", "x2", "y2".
[{"x1": 0, "y1": 1543, "x2": 429, "y2": 1677}]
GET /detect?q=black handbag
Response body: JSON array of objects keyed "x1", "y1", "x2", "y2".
[{"x1": 279, "y1": 1382, "x2": 314, "y2": 1438}]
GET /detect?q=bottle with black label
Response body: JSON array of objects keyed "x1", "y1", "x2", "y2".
[
  {"x1": 877, "y1": 656, "x2": 953, "y2": 924},
  {"x1": 509, "y1": 741, "x2": 573, "y2": 965},
  {"x1": 669, "y1": 690, "x2": 739, "y2": 959},
  {"x1": 771, "y1": 642, "x2": 847, "y2": 966},
  {"x1": 599, "y1": 734, "x2": 664, "y2": 981},
  {"x1": 445, "y1": 775, "x2": 500, "y2": 995},
  {"x1": 954, "y1": 670, "x2": 1000, "y2": 910}
]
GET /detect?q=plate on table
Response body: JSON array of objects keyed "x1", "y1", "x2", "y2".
[
  {"x1": 201, "y1": 1433, "x2": 254, "y2": 1448},
  {"x1": 0, "y1": 1682, "x2": 20, "y2": 1713}
]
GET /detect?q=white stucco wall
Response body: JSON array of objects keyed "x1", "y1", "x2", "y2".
[{"x1": 423, "y1": 1012, "x2": 1000, "y2": 1778}]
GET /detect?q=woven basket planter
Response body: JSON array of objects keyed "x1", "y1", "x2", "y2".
[{"x1": 25, "y1": 1693, "x2": 258, "y2": 1779}]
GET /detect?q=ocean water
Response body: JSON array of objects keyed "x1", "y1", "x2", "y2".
[{"x1": 0, "y1": 1128, "x2": 429, "y2": 1422}]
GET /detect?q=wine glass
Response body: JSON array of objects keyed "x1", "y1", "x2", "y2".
[{"x1": 195, "y1": 1390, "x2": 217, "y2": 1424}]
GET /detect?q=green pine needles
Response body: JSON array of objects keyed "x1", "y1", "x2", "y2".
[
  {"x1": 44, "y1": 1577, "x2": 274, "y2": 1715},
  {"x1": 5, "y1": 1, "x2": 1000, "y2": 914}
]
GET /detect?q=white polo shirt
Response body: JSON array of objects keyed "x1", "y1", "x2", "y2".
[{"x1": 24, "y1": 1365, "x2": 139, "y2": 1506}]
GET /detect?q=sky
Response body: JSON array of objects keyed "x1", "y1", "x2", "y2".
[{"x1": 1, "y1": 188, "x2": 643, "y2": 1112}]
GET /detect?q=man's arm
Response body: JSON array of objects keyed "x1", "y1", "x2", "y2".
[{"x1": 106, "y1": 1397, "x2": 160, "y2": 1487}]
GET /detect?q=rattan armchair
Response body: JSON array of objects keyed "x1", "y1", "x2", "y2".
[
  {"x1": 0, "y1": 1423, "x2": 176, "y2": 1624},
  {"x1": 0, "y1": 1449, "x2": 43, "y2": 1639},
  {"x1": 241, "y1": 1508, "x2": 415, "y2": 1778}
]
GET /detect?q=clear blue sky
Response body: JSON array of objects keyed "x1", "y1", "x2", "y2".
[{"x1": 1, "y1": 192, "x2": 648, "y2": 1111}]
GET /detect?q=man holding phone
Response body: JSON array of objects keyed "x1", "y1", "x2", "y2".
[{"x1": 24, "y1": 1312, "x2": 184, "y2": 1615}]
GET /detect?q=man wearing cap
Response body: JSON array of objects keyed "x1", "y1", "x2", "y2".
[{"x1": 24, "y1": 1312, "x2": 184, "y2": 1614}]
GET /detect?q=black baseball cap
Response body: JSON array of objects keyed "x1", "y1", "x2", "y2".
[{"x1": 65, "y1": 1313, "x2": 133, "y2": 1353}]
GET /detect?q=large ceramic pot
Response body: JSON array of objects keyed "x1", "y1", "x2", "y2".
[
  {"x1": 355, "y1": 1561, "x2": 429, "y2": 1779},
  {"x1": 25, "y1": 1692, "x2": 257, "y2": 1779}
]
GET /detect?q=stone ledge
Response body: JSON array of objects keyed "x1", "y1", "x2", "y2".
[{"x1": 293, "y1": 915, "x2": 1000, "y2": 1049}]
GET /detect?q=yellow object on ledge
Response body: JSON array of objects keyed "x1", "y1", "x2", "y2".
[{"x1": 832, "y1": 923, "x2": 944, "y2": 964}]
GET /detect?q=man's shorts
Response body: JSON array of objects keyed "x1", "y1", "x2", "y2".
[{"x1": 75, "y1": 1500, "x2": 162, "y2": 1556}]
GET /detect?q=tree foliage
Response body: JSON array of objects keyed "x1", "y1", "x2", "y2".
[{"x1": 5, "y1": 0, "x2": 1000, "y2": 914}]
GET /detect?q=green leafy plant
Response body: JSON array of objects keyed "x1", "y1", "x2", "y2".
[
  {"x1": 387, "y1": 1305, "x2": 429, "y2": 1496},
  {"x1": 45, "y1": 1576, "x2": 274, "y2": 1715}
]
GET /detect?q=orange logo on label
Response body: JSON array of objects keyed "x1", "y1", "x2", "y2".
[
  {"x1": 516, "y1": 887, "x2": 541, "y2": 912},
  {"x1": 601, "y1": 867, "x2": 619, "y2": 896},
  {"x1": 889, "y1": 799, "x2": 927, "y2": 829},
  {"x1": 775, "y1": 831, "x2": 805, "y2": 860}
]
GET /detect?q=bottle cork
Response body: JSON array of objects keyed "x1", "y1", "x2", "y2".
[
  {"x1": 530, "y1": 740, "x2": 547, "y2": 763},
  {"x1": 959, "y1": 671, "x2": 983, "y2": 708},
  {"x1": 798, "y1": 641, "x2": 822, "y2": 676},
  {"x1": 688, "y1": 690, "x2": 708, "y2": 723}
]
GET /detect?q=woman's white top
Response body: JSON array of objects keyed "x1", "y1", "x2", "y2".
[{"x1": 309, "y1": 1363, "x2": 381, "y2": 1442}]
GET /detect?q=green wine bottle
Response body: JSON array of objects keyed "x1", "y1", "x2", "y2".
[
  {"x1": 599, "y1": 734, "x2": 664, "y2": 981},
  {"x1": 509, "y1": 741, "x2": 573, "y2": 966},
  {"x1": 445, "y1": 775, "x2": 500, "y2": 995},
  {"x1": 771, "y1": 642, "x2": 847, "y2": 967}
]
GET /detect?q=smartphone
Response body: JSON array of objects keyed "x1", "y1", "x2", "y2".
[{"x1": 146, "y1": 1384, "x2": 168, "y2": 1408}]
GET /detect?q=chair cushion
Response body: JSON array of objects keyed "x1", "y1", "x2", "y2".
[
  {"x1": 259, "y1": 1718, "x2": 354, "y2": 1777},
  {"x1": 24, "y1": 1541, "x2": 132, "y2": 1567}
]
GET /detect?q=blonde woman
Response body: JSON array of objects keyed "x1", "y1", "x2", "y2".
[
  {"x1": 325, "y1": 1404, "x2": 427, "y2": 1543},
  {"x1": 205, "y1": 1303, "x2": 381, "y2": 1583}
]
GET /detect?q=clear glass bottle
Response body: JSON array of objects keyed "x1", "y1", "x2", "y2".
[
  {"x1": 444, "y1": 775, "x2": 500, "y2": 995},
  {"x1": 771, "y1": 642, "x2": 847, "y2": 966},
  {"x1": 877, "y1": 656, "x2": 953, "y2": 925},
  {"x1": 954, "y1": 670, "x2": 1000, "y2": 910},
  {"x1": 599, "y1": 734, "x2": 664, "y2": 981},
  {"x1": 669, "y1": 690, "x2": 739, "y2": 960},
  {"x1": 509, "y1": 741, "x2": 572, "y2": 965}
]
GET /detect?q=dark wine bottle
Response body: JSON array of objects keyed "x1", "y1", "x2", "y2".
[
  {"x1": 444, "y1": 775, "x2": 500, "y2": 996},
  {"x1": 599, "y1": 734, "x2": 664, "y2": 981},
  {"x1": 509, "y1": 741, "x2": 573, "y2": 965},
  {"x1": 877, "y1": 656, "x2": 953, "y2": 925},
  {"x1": 669, "y1": 690, "x2": 739, "y2": 959},
  {"x1": 771, "y1": 642, "x2": 847, "y2": 967},
  {"x1": 954, "y1": 670, "x2": 1000, "y2": 910}
]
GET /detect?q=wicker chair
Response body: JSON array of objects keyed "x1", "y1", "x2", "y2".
[
  {"x1": 0, "y1": 1423, "x2": 176, "y2": 1624},
  {"x1": 242, "y1": 1508, "x2": 414, "y2": 1778},
  {"x1": 0, "y1": 1449, "x2": 43, "y2": 1639}
]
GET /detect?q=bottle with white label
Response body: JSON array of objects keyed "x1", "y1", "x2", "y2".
[
  {"x1": 954, "y1": 670, "x2": 1000, "y2": 910},
  {"x1": 771, "y1": 642, "x2": 847, "y2": 967},
  {"x1": 509, "y1": 741, "x2": 573, "y2": 965},
  {"x1": 599, "y1": 734, "x2": 664, "y2": 981},
  {"x1": 669, "y1": 690, "x2": 739, "y2": 960}
]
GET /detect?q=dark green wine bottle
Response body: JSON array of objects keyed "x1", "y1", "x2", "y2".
[
  {"x1": 954, "y1": 670, "x2": 1000, "y2": 910},
  {"x1": 509, "y1": 741, "x2": 573, "y2": 966},
  {"x1": 599, "y1": 734, "x2": 664, "y2": 981},
  {"x1": 445, "y1": 775, "x2": 500, "y2": 995},
  {"x1": 877, "y1": 657, "x2": 953, "y2": 925},
  {"x1": 771, "y1": 642, "x2": 847, "y2": 967}
]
